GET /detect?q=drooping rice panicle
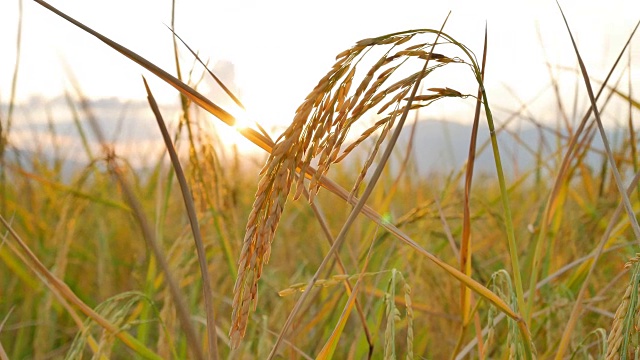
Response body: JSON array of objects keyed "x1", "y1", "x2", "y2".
[{"x1": 231, "y1": 29, "x2": 478, "y2": 347}]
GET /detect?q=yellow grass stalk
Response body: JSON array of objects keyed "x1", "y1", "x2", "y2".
[{"x1": 0, "y1": 216, "x2": 161, "y2": 359}]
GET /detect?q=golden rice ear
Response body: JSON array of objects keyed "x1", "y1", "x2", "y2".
[{"x1": 230, "y1": 30, "x2": 464, "y2": 346}]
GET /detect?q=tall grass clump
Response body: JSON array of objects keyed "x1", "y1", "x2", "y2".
[{"x1": 1, "y1": 0, "x2": 640, "y2": 358}]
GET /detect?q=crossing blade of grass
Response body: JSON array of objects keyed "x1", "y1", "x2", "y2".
[
  {"x1": 143, "y1": 78, "x2": 219, "y2": 360},
  {"x1": 301, "y1": 185, "x2": 374, "y2": 358},
  {"x1": 316, "y1": 229, "x2": 377, "y2": 359},
  {"x1": 310, "y1": 154, "x2": 527, "y2": 334},
  {"x1": 604, "y1": 87, "x2": 640, "y2": 110},
  {"x1": 0, "y1": 215, "x2": 162, "y2": 359}
]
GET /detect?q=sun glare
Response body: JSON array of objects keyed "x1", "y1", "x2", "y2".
[
  {"x1": 211, "y1": 106, "x2": 268, "y2": 155},
  {"x1": 231, "y1": 112, "x2": 249, "y2": 135}
]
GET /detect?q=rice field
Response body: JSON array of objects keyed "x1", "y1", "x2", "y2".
[{"x1": 1, "y1": 1, "x2": 640, "y2": 359}]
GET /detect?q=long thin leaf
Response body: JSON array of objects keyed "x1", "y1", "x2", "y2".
[{"x1": 143, "y1": 78, "x2": 219, "y2": 360}]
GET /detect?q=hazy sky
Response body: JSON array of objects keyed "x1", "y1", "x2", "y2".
[{"x1": 1, "y1": 0, "x2": 639, "y2": 133}]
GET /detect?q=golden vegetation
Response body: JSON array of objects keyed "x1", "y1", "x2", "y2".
[{"x1": 1, "y1": 1, "x2": 640, "y2": 359}]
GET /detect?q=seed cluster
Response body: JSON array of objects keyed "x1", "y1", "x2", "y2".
[{"x1": 230, "y1": 30, "x2": 468, "y2": 346}]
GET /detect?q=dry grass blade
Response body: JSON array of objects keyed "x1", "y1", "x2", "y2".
[
  {"x1": 166, "y1": 26, "x2": 244, "y2": 110},
  {"x1": 0, "y1": 0, "x2": 23, "y2": 214},
  {"x1": 0, "y1": 342, "x2": 7, "y2": 360},
  {"x1": 553, "y1": 9, "x2": 640, "y2": 357},
  {"x1": 32, "y1": 0, "x2": 274, "y2": 153},
  {"x1": 165, "y1": 27, "x2": 273, "y2": 142},
  {"x1": 143, "y1": 78, "x2": 219, "y2": 360},
  {"x1": 461, "y1": 24, "x2": 487, "y2": 325},
  {"x1": 452, "y1": 24, "x2": 488, "y2": 359}
]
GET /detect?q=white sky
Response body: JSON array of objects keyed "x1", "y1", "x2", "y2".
[{"x1": 1, "y1": 0, "x2": 639, "y2": 134}]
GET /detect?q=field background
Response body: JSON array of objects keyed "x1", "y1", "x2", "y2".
[{"x1": 1, "y1": 1, "x2": 640, "y2": 359}]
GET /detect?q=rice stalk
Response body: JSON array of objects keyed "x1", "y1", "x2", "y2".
[
  {"x1": 66, "y1": 78, "x2": 205, "y2": 359},
  {"x1": 485, "y1": 270, "x2": 526, "y2": 359},
  {"x1": 451, "y1": 28, "x2": 489, "y2": 360},
  {"x1": 404, "y1": 282, "x2": 414, "y2": 360},
  {"x1": 143, "y1": 78, "x2": 219, "y2": 359},
  {"x1": 384, "y1": 269, "x2": 400, "y2": 360},
  {"x1": 606, "y1": 258, "x2": 640, "y2": 360}
]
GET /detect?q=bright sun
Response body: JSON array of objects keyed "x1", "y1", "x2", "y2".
[{"x1": 210, "y1": 105, "x2": 273, "y2": 155}]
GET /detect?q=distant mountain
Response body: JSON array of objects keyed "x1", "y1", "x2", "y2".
[
  {"x1": 343, "y1": 118, "x2": 623, "y2": 180},
  {"x1": 4, "y1": 96, "x2": 630, "y2": 182}
]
